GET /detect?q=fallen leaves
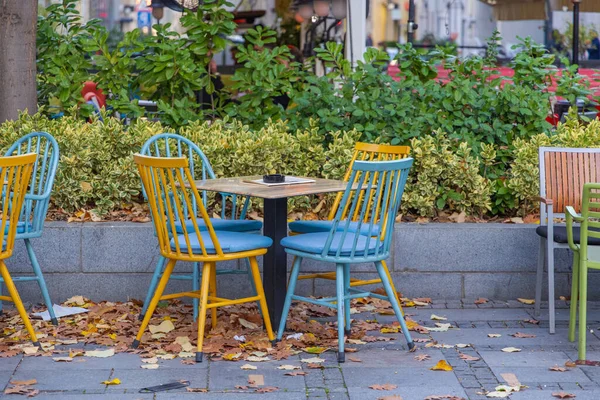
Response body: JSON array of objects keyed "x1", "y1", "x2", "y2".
[
  {"x1": 149, "y1": 320, "x2": 175, "y2": 334},
  {"x1": 277, "y1": 365, "x2": 300, "y2": 370},
  {"x1": 255, "y1": 386, "x2": 279, "y2": 393},
  {"x1": 501, "y1": 347, "x2": 522, "y2": 353},
  {"x1": 426, "y1": 323, "x2": 452, "y2": 332},
  {"x1": 458, "y1": 353, "x2": 480, "y2": 361},
  {"x1": 550, "y1": 365, "x2": 567, "y2": 372},
  {"x1": 552, "y1": 392, "x2": 576, "y2": 398},
  {"x1": 430, "y1": 314, "x2": 447, "y2": 321},
  {"x1": 517, "y1": 298, "x2": 535, "y2": 305},
  {"x1": 141, "y1": 364, "x2": 159, "y2": 369},
  {"x1": 565, "y1": 361, "x2": 577, "y2": 368},
  {"x1": 238, "y1": 318, "x2": 259, "y2": 330},
  {"x1": 284, "y1": 371, "x2": 307, "y2": 376},
  {"x1": 301, "y1": 357, "x2": 325, "y2": 363},
  {"x1": 348, "y1": 357, "x2": 362, "y2": 363},
  {"x1": 84, "y1": 348, "x2": 115, "y2": 358},
  {"x1": 511, "y1": 332, "x2": 536, "y2": 338},
  {"x1": 523, "y1": 318, "x2": 540, "y2": 325},
  {"x1": 474, "y1": 298, "x2": 488, "y2": 305},
  {"x1": 430, "y1": 360, "x2": 453, "y2": 371},
  {"x1": 303, "y1": 346, "x2": 327, "y2": 354},
  {"x1": 52, "y1": 357, "x2": 73, "y2": 362},
  {"x1": 369, "y1": 384, "x2": 398, "y2": 391},
  {"x1": 414, "y1": 354, "x2": 431, "y2": 361},
  {"x1": 241, "y1": 364, "x2": 257, "y2": 370},
  {"x1": 10, "y1": 380, "x2": 37, "y2": 386},
  {"x1": 424, "y1": 396, "x2": 465, "y2": 400},
  {"x1": 378, "y1": 396, "x2": 403, "y2": 400},
  {"x1": 487, "y1": 334, "x2": 501, "y2": 338},
  {"x1": 101, "y1": 378, "x2": 121, "y2": 385},
  {"x1": 186, "y1": 387, "x2": 208, "y2": 393}
]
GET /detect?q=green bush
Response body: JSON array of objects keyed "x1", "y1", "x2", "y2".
[
  {"x1": 508, "y1": 110, "x2": 600, "y2": 213},
  {"x1": 0, "y1": 113, "x2": 510, "y2": 219}
]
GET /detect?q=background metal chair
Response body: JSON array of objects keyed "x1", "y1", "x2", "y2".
[
  {"x1": 277, "y1": 158, "x2": 414, "y2": 363},
  {"x1": 131, "y1": 154, "x2": 274, "y2": 362},
  {"x1": 288, "y1": 142, "x2": 410, "y2": 309},
  {"x1": 0, "y1": 132, "x2": 60, "y2": 325},
  {"x1": 0, "y1": 153, "x2": 40, "y2": 346},
  {"x1": 535, "y1": 147, "x2": 600, "y2": 333},
  {"x1": 566, "y1": 183, "x2": 600, "y2": 361},
  {"x1": 139, "y1": 133, "x2": 261, "y2": 321}
]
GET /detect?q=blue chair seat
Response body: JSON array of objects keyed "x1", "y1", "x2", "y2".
[
  {"x1": 289, "y1": 220, "x2": 381, "y2": 236},
  {"x1": 4, "y1": 221, "x2": 32, "y2": 235},
  {"x1": 175, "y1": 218, "x2": 262, "y2": 234},
  {"x1": 171, "y1": 231, "x2": 272, "y2": 254},
  {"x1": 281, "y1": 232, "x2": 382, "y2": 257}
]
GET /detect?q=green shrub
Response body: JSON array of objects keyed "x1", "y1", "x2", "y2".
[{"x1": 508, "y1": 110, "x2": 600, "y2": 213}]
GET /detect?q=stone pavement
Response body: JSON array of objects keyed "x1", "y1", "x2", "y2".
[{"x1": 3, "y1": 300, "x2": 600, "y2": 400}]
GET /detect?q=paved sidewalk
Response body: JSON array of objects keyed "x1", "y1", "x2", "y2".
[{"x1": 2, "y1": 300, "x2": 600, "y2": 400}]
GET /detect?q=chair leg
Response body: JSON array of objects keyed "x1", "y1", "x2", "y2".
[
  {"x1": 248, "y1": 256, "x2": 274, "y2": 341},
  {"x1": 209, "y1": 264, "x2": 217, "y2": 330},
  {"x1": 336, "y1": 263, "x2": 345, "y2": 363},
  {"x1": 0, "y1": 280, "x2": 3, "y2": 316},
  {"x1": 244, "y1": 258, "x2": 262, "y2": 316},
  {"x1": 132, "y1": 259, "x2": 176, "y2": 349},
  {"x1": 569, "y1": 252, "x2": 580, "y2": 343},
  {"x1": 578, "y1": 260, "x2": 588, "y2": 361},
  {"x1": 140, "y1": 256, "x2": 167, "y2": 321},
  {"x1": 277, "y1": 256, "x2": 302, "y2": 341},
  {"x1": 25, "y1": 239, "x2": 57, "y2": 326},
  {"x1": 375, "y1": 261, "x2": 414, "y2": 350},
  {"x1": 381, "y1": 259, "x2": 404, "y2": 317},
  {"x1": 534, "y1": 237, "x2": 545, "y2": 317},
  {"x1": 192, "y1": 262, "x2": 200, "y2": 321},
  {"x1": 343, "y1": 264, "x2": 351, "y2": 334},
  {"x1": 547, "y1": 239, "x2": 556, "y2": 334},
  {"x1": 196, "y1": 262, "x2": 212, "y2": 363},
  {"x1": 0, "y1": 261, "x2": 39, "y2": 347}
]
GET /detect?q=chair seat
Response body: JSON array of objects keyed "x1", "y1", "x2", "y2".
[
  {"x1": 171, "y1": 231, "x2": 272, "y2": 254},
  {"x1": 281, "y1": 232, "x2": 382, "y2": 257},
  {"x1": 174, "y1": 218, "x2": 262, "y2": 234},
  {"x1": 289, "y1": 220, "x2": 381, "y2": 236},
  {"x1": 536, "y1": 225, "x2": 600, "y2": 245},
  {"x1": 4, "y1": 221, "x2": 32, "y2": 235}
]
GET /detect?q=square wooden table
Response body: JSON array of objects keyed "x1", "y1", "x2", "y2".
[{"x1": 194, "y1": 176, "x2": 349, "y2": 327}]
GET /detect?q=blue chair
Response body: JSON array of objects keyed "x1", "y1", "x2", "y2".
[
  {"x1": 0, "y1": 132, "x2": 60, "y2": 325},
  {"x1": 277, "y1": 158, "x2": 414, "y2": 362},
  {"x1": 139, "y1": 133, "x2": 262, "y2": 321}
]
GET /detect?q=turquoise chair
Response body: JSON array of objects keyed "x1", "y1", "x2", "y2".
[
  {"x1": 277, "y1": 158, "x2": 414, "y2": 362},
  {"x1": 139, "y1": 133, "x2": 262, "y2": 321},
  {"x1": 0, "y1": 132, "x2": 60, "y2": 325}
]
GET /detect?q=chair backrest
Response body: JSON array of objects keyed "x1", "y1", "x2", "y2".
[
  {"x1": 576, "y1": 183, "x2": 600, "y2": 259},
  {"x1": 0, "y1": 153, "x2": 37, "y2": 259},
  {"x1": 4, "y1": 132, "x2": 60, "y2": 238},
  {"x1": 539, "y1": 147, "x2": 600, "y2": 221},
  {"x1": 140, "y1": 133, "x2": 250, "y2": 221},
  {"x1": 323, "y1": 158, "x2": 413, "y2": 260},
  {"x1": 134, "y1": 154, "x2": 223, "y2": 261},
  {"x1": 328, "y1": 142, "x2": 410, "y2": 221}
]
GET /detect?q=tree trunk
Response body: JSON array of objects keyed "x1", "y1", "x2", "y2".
[{"x1": 0, "y1": 0, "x2": 37, "y2": 122}]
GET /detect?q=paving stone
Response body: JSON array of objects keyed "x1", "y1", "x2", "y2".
[
  {"x1": 111, "y1": 367, "x2": 208, "y2": 391},
  {"x1": 480, "y1": 349, "x2": 573, "y2": 367},
  {"x1": 208, "y1": 363, "x2": 305, "y2": 391},
  {"x1": 9, "y1": 369, "x2": 111, "y2": 391},
  {"x1": 489, "y1": 366, "x2": 592, "y2": 383},
  {"x1": 15, "y1": 393, "x2": 153, "y2": 400},
  {"x1": 0, "y1": 356, "x2": 21, "y2": 371},
  {"x1": 156, "y1": 392, "x2": 304, "y2": 399},
  {"x1": 16, "y1": 353, "x2": 144, "y2": 371},
  {"x1": 347, "y1": 386, "x2": 468, "y2": 400}
]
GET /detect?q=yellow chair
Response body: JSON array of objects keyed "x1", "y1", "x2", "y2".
[
  {"x1": 0, "y1": 153, "x2": 40, "y2": 347},
  {"x1": 131, "y1": 154, "x2": 274, "y2": 362},
  {"x1": 288, "y1": 142, "x2": 410, "y2": 312}
]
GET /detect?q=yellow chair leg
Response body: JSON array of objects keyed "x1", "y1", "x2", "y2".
[
  {"x1": 196, "y1": 262, "x2": 212, "y2": 362},
  {"x1": 209, "y1": 263, "x2": 217, "y2": 330},
  {"x1": 381, "y1": 260, "x2": 404, "y2": 317},
  {"x1": 132, "y1": 258, "x2": 176, "y2": 349},
  {"x1": 248, "y1": 256, "x2": 275, "y2": 341},
  {"x1": 0, "y1": 261, "x2": 39, "y2": 346}
]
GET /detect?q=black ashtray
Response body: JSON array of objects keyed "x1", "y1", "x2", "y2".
[{"x1": 263, "y1": 174, "x2": 285, "y2": 183}]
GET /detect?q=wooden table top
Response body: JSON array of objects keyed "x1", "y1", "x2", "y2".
[{"x1": 193, "y1": 176, "x2": 349, "y2": 199}]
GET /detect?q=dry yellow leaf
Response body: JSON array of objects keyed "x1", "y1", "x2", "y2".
[
  {"x1": 430, "y1": 314, "x2": 447, "y2": 321},
  {"x1": 517, "y1": 298, "x2": 535, "y2": 305},
  {"x1": 101, "y1": 378, "x2": 121, "y2": 385},
  {"x1": 149, "y1": 320, "x2": 175, "y2": 334},
  {"x1": 430, "y1": 360, "x2": 453, "y2": 371}
]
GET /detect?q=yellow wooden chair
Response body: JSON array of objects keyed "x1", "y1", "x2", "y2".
[
  {"x1": 0, "y1": 153, "x2": 40, "y2": 347},
  {"x1": 131, "y1": 154, "x2": 274, "y2": 362},
  {"x1": 289, "y1": 142, "x2": 410, "y2": 311}
]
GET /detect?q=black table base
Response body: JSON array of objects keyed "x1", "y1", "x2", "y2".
[{"x1": 262, "y1": 197, "x2": 288, "y2": 328}]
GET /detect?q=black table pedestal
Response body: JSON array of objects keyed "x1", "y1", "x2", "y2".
[{"x1": 262, "y1": 197, "x2": 288, "y2": 329}]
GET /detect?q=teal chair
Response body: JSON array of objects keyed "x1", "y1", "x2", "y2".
[
  {"x1": 139, "y1": 133, "x2": 262, "y2": 321},
  {"x1": 566, "y1": 183, "x2": 600, "y2": 361},
  {"x1": 0, "y1": 132, "x2": 60, "y2": 325},
  {"x1": 277, "y1": 158, "x2": 415, "y2": 362}
]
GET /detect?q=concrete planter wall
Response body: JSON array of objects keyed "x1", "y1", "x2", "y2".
[{"x1": 5, "y1": 222, "x2": 581, "y2": 304}]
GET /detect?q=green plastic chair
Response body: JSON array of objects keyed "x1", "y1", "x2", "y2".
[
  {"x1": 566, "y1": 182, "x2": 600, "y2": 361},
  {"x1": 276, "y1": 158, "x2": 414, "y2": 363}
]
